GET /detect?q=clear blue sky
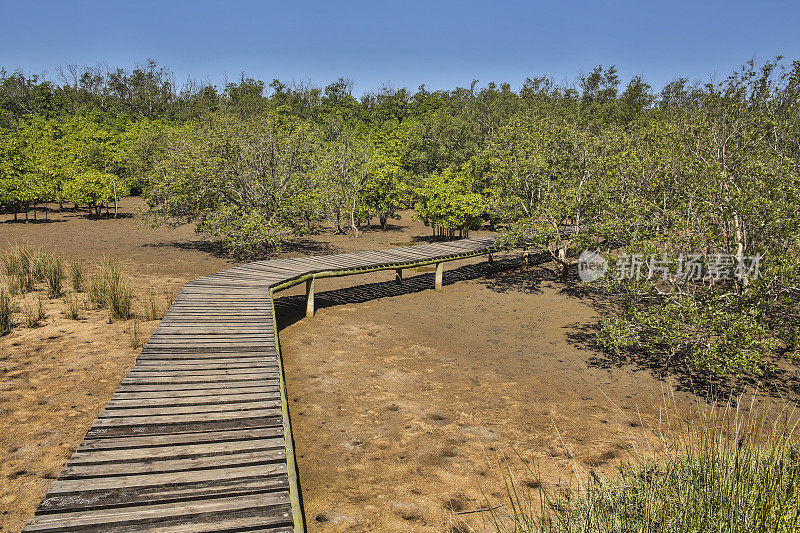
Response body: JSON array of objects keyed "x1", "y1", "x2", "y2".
[{"x1": 2, "y1": 0, "x2": 799, "y2": 95}]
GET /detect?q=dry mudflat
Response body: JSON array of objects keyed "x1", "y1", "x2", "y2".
[{"x1": 0, "y1": 198, "x2": 790, "y2": 532}]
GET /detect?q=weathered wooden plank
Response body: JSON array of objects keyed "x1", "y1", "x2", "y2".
[
  {"x1": 77, "y1": 428, "x2": 284, "y2": 451},
  {"x1": 126, "y1": 368, "x2": 278, "y2": 377},
  {"x1": 36, "y1": 475, "x2": 289, "y2": 514},
  {"x1": 61, "y1": 449, "x2": 286, "y2": 478},
  {"x1": 106, "y1": 393, "x2": 281, "y2": 410},
  {"x1": 46, "y1": 464, "x2": 288, "y2": 495},
  {"x1": 70, "y1": 438, "x2": 284, "y2": 464},
  {"x1": 113, "y1": 381, "x2": 280, "y2": 392},
  {"x1": 100, "y1": 399, "x2": 281, "y2": 418},
  {"x1": 131, "y1": 360, "x2": 278, "y2": 370},
  {"x1": 136, "y1": 351, "x2": 278, "y2": 358},
  {"x1": 24, "y1": 492, "x2": 292, "y2": 532},
  {"x1": 91, "y1": 408, "x2": 283, "y2": 428},
  {"x1": 120, "y1": 374, "x2": 278, "y2": 385},
  {"x1": 109, "y1": 386, "x2": 280, "y2": 400},
  {"x1": 85, "y1": 416, "x2": 282, "y2": 439}
]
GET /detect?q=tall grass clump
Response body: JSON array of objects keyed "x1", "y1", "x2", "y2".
[
  {"x1": 107, "y1": 277, "x2": 133, "y2": 320},
  {"x1": 2, "y1": 244, "x2": 34, "y2": 293},
  {"x1": 62, "y1": 292, "x2": 80, "y2": 320},
  {"x1": 45, "y1": 254, "x2": 64, "y2": 297},
  {"x1": 0, "y1": 286, "x2": 12, "y2": 334},
  {"x1": 6, "y1": 274, "x2": 23, "y2": 296},
  {"x1": 69, "y1": 260, "x2": 85, "y2": 291},
  {"x1": 142, "y1": 290, "x2": 161, "y2": 321},
  {"x1": 165, "y1": 287, "x2": 178, "y2": 308},
  {"x1": 2, "y1": 244, "x2": 30, "y2": 275},
  {"x1": 31, "y1": 249, "x2": 51, "y2": 282},
  {"x1": 129, "y1": 320, "x2": 142, "y2": 348},
  {"x1": 22, "y1": 294, "x2": 46, "y2": 328},
  {"x1": 486, "y1": 398, "x2": 800, "y2": 533},
  {"x1": 88, "y1": 258, "x2": 132, "y2": 320},
  {"x1": 87, "y1": 271, "x2": 106, "y2": 308}
]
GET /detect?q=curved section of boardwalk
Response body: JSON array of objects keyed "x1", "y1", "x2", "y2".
[{"x1": 24, "y1": 237, "x2": 496, "y2": 532}]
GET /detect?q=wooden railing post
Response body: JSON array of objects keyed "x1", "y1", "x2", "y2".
[
  {"x1": 435, "y1": 262, "x2": 443, "y2": 291},
  {"x1": 305, "y1": 276, "x2": 315, "y2": 317}
]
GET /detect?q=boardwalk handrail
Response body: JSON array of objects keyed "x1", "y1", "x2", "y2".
[
  {"x1": 269, "y1": 246, "x2": 495, "y2": 293},
  {"x1": 24, "y1": 237, "x2": 497, "y2": 532}
]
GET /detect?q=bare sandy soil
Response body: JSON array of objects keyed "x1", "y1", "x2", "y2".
[
  {"x1": 277, "y1": 265, "x2": 706, "y2": 532},
  {"x1": 0, "y1": 198, "x2": 792, "y2": 532}
]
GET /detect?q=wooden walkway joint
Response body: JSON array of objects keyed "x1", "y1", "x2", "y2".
[{"x1": 24, "y1": 237, "x2": 497, "y2": 532}]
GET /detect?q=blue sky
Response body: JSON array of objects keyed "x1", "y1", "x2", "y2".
[{"x1": 1, "y1": 0, "x2": 799, "y2": 95}]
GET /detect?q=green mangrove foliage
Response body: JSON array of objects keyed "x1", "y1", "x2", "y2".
[{"x1": 2, "y1": 58, "x2": 800, "y2": 377}]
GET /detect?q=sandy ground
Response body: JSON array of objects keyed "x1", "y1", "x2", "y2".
[
  {"x1": 276, "y1": 264, "x2": 707, "y2": 532},
  {"x1": 0, "y1": 198, "x2": 792, "y2": 532}
]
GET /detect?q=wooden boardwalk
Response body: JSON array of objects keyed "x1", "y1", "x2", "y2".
[{"x1": 24, "y1": 237, "x2": 496, "y2": 532}]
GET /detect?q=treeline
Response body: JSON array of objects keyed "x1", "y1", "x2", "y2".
[
  {"x1": 0, "y1": 60, "x2": 718, "y2": 228},
  {"x1": 2, "y1": 58, "x2": 800, "y2": 377}
]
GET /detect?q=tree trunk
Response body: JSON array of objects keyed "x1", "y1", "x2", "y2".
[
  {"x1": 558, "y1": 246, "x2": 569, "y2": 279},
  {"x1": 334, "y1": 208, "x2": 344, "y2": 234},
  {"x1": 734, "y1": 212, "x2": 748, "y2": 289},
  {"x1": 349, "y1": 204, "x2": 361, "y2": 236}
]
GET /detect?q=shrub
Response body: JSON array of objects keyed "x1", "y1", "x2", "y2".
[
  {"x1": 62, "y1": 170, "x2": 129, "y2": 216},
  {"x1": 413, "y1": 169, "x2": 485, "y2": 238},
  {"x1": 598, "y1": 293, "x2": 776, "y2": 376}
]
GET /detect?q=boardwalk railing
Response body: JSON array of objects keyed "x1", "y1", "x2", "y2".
[{"x1": 24, "y1": 237, "x2": 496, "y2": 532}]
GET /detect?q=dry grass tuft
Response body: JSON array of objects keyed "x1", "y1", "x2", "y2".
[{"x1": 62, "y1": 292, "x2": 81, "y2": 320}]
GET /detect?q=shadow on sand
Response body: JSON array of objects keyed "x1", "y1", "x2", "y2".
[{"x1": 273, "y1": 255, "x2": 522, "y2": 331}]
